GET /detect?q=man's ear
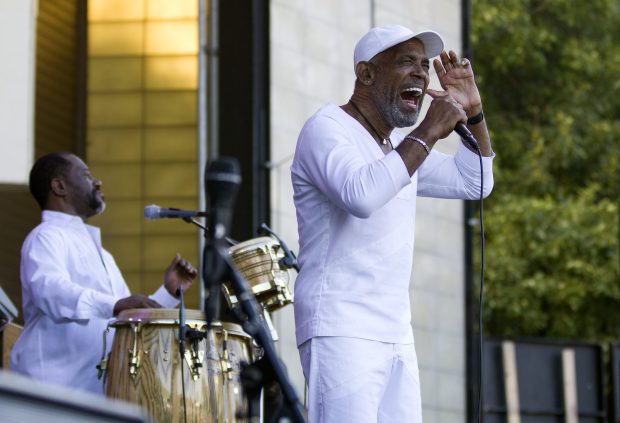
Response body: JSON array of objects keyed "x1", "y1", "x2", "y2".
[
  {"x1": 355, "y1": 61, "x2": 376, "y2": 86},
  {"x1": 50, "y1": 177, "x2": 67, "y2": 197}
]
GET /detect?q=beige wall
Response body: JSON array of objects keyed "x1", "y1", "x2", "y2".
[
  {"x1": 0, "y1": 0, "x2": 37, "y2": 184},
  {"x1": 86, "y1": 0, "x2": 202, "y2": 308},
  {"x1": 269, "y1": 1, "x2": 467, "y2": 420}
]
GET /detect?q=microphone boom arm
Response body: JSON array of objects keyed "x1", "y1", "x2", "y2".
[
  {"x1": 258, "y1": 223, "x2": 299, "y2": 272},
  {"x1": 215, "y1": 245, "x2": 306, "y2": 422}
]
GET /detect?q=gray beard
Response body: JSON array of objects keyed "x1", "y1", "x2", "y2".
[
  {"x1": 89, "y1": 191, "x2": 106, "y2": 215},
  {"x1": 95, "y1": 201, "x2": 106, "y2": 215},
  {"x1": 387, "y1": 103, "x2": 420, "y2": 128},
  {"x1": 374, "y1": 86, "x2": 421, "y2": 128}
]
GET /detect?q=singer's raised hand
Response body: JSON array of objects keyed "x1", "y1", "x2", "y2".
[
  {"x1": 164, "y1": 253, "x2": 197, "y2": 297},
  {"x1": 428, "y1": 50, "x2": 482, "y2": 117},
  {"x1": 428, "y1": 50, "x2": 493, "y2": 156}
]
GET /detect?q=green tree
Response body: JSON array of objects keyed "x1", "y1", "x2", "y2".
[{"x1": 472, "y1": 0, "x2": 620, "y2": 340}]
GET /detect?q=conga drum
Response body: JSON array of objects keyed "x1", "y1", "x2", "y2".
[
  {"x1": 225, "y1": 237, "x2": 294, "y2": 312},
  {"x1": 103, "y1": 309, "x2": 253, "y2": 422}
]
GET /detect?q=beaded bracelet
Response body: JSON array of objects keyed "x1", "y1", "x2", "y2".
[{"x1": 405, "y1": 135, "x2": 430, "y2": 155}]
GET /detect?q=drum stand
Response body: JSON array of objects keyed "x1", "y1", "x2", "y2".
[{"x1": 203, "y1": 241, "x2": 306, "y2": 423}]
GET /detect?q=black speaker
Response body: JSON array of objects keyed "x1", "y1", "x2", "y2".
[{"x1": 0, "y1": 371, "x2": 149, "y2": 423}]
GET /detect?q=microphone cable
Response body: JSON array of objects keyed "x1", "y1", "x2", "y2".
[
  {"x1": 471, "y1": 144, "x2": 486, "y2": 423},
  {"x1": 456, "y1": 124, "x2": 486, "y2": 423}
]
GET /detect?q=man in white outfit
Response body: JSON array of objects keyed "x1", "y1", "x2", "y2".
[
  {"x1": 10, "y1": 152, "x2": 197, "y2": 394},
  {"x1": 291, "y1": 25, "x2": 495, "y2": 422}
]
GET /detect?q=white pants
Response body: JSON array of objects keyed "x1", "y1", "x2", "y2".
[{"x1": 299, "y1": 337, "x2": 422, "y2": 423}]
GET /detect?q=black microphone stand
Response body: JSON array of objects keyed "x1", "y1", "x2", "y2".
[
  {"x1": 193, "y1": 215, "x2": 305, "y2": 422},
  {"x1": 208, "y1": 242, "x2": 306, "y2": 423},
  {"x1": 183, "y1": 217, "x2": 237, "y2": 246},
  {"x1": 257, "y1": 223, "x2": 299, "y2": 272},
  {"x1": 177, "y1": 287, "x2": 188, "y2": 423}
]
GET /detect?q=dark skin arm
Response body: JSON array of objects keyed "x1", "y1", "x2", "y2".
[
  {"x1": 113, "y1": 254, "x2": 197, "y2": 316},
  {"x1": 163, "y1": 253, "x2": 197, "y2": 297},
  {"x1": 113, "y1": 295, "x2": 162, "y2": 316},
  {"x1": 396, "y1": 85, "x2": 468, "y2": 176}
]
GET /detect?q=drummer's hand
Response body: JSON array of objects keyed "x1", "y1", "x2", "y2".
[
  {"x1": 113, "y1": 295, "x2": 161, "y2": 316},
  {"x1": 164, "y1": 253, "x2": 198, "y2": 298}
]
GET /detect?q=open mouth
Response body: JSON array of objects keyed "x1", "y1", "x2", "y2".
[{"x1": 400, "y1": 87, "x2": 423, "y2": 109}]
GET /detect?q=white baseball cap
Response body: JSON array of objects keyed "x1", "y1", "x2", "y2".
[{"x1": 353, "y1": 25, "x2": 444, "y2": 72}]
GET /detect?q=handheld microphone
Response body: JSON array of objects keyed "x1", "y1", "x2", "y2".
[
  {"x1": 203, "y1": 157, "x2": 242, "y2": 324},
  {"x1": 144, "y1": 204, "x2": 207, "y2": 219},
  {"x1": 455, "y1": 122, "x2": 480, "y2": 151}
]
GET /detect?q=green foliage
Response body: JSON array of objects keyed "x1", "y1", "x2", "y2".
[
  {"x1": 472, "y1": 0, "x2": 620, "y2": 340},
  {"x1": 483, "y1": 186, "x2": 619, "y2": 339}
]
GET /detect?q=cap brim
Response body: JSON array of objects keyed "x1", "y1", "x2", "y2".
[
  {"x1": 353, "y1": 26, "x2": 445, "y2": 72},
  {"x1": 412, "y1": 30, "x2": 444, "y2": 58}
]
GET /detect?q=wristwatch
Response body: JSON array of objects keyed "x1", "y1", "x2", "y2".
[{"x1": 467, "y1": 110, "x2": 484, "y2": 125}]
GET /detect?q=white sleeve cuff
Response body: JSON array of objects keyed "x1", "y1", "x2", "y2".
[
  {"x1": 149, "y1": 285, "x2": 180, "y2": 309},
  {"x1": 77, "y1": 290, "x2": 117, "y2": 319},
  {"x1": 455, "y1": 142, "x2": 495, "y2": 170}
]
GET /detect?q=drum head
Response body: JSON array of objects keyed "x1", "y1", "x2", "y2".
[{"x1": 114, "y1": 308, "x2": 206, "y2": 323}]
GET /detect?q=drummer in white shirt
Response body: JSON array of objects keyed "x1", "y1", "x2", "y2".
[{"x1": 10, "y1": 152, "x2": 197, "y2": 394}]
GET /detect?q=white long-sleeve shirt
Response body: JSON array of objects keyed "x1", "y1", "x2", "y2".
[
  {"x1": 291, "y1": 103, "x2": 494, "y2": 346},
  {"x1": 10, "y1": 210, "x2": 179, "y2": 394}
]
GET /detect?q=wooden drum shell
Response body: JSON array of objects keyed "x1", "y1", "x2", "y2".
[
  {"x1": 104, "y1": 309, "x2": 252, "y2": 423},
  {"x1": 225, "y1": 236, "x2": 293, "y2": 312}
]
